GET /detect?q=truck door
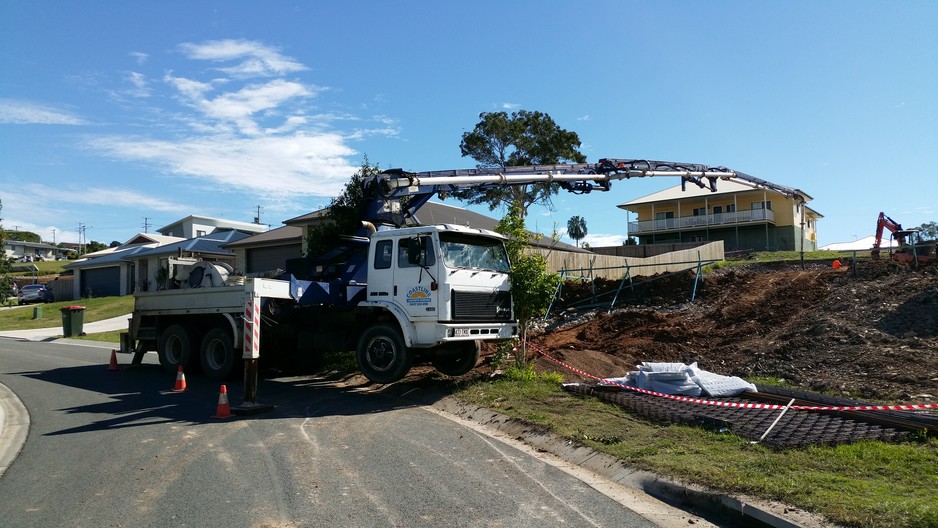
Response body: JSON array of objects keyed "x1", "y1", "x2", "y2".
[{"x1": 394, "y1": 235, "x2": 439, "y2": 320}]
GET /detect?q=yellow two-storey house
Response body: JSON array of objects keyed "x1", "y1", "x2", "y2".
[{"x1": 618, "y1": 179, "x2": 823, "y2": 252}]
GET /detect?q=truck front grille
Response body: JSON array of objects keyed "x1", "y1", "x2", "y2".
[{"x1": 451, "y1": 290, "x2": 512, "y2": 321}]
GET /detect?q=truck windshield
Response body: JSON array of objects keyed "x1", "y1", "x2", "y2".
[{"x1": 439, "y1": 233, "x2": 510, "y2": 272}]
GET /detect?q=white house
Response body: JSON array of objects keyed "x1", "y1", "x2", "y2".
[{"x1": 157, "y1": 215, "x2": 267, "y2": 239}]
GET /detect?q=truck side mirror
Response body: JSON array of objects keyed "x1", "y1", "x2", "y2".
[{"x1": 407, "y1": 237, "x2": 423, "y2": 265}]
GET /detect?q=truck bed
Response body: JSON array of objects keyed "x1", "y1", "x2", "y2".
[
  {"x1": 133, "y1": 278, "x2": 295, "y2": 316},
  {"x1": 134, "y1": 286, "x2": 248, "y2": 315}
]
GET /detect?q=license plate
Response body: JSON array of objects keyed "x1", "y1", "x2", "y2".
[{"x1": 454, "y1": 328, "x2": 472, "y2": 337}]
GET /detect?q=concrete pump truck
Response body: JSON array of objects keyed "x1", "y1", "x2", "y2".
[{"x1": 123, "y1": 158, "x2": 770, "y2": 392}]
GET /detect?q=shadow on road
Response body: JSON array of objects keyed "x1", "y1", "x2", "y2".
[{"x1": 17, "y1": 362, "x2": 450, "y2": 436}]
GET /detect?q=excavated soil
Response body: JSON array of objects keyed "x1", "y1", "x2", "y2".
[{"x1": 518, "y1": 260, "x2": 938, "y2": 403}]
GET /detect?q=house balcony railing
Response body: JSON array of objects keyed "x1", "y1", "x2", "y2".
[{"x1": 629, "y1": 209, "x2": 775, "y2": 235}]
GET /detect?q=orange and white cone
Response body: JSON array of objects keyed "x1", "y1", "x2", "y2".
[
  {"x1": 212, "y1": 385, "x2": 233, "y2": 419},
  {"x1": 172, "y1": 365, "x2": 187, "y2": 392},
  {"x1": 107, "y1": 350, "x2": 119, "y2": 371}
]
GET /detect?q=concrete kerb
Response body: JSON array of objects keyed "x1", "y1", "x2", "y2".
[
  {"x1": 432, "y1": 397, "x2": 836, "y2": 528},
  {"x1": 0, "y1": 382, "x2": 30, "y2": 478}
]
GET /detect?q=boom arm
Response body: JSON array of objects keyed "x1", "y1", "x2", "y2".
[
  {"x1": 363, "y1": 158, "x2": 797, "y2": 227},
  {"x1": 873, "y1": 212, "x2": 904, "y2": 251}
]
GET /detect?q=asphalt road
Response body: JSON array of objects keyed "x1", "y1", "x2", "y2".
[{"x1": 0, "y1": 338, "x2": 713, "y2": 528}]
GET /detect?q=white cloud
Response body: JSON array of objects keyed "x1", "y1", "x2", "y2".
[
  {"x1": 501, "y1": 103, "x2": 520, "y2": 110},
  {"x1": 164, "y1": 73, "x2": 318, "y2": 136},
  {"x1": 127, "y1": 72, "x2": 151, "y2": 97},
  {"x1": 89, "y1": 133, "x2": 358, "y2": 199},
  {"x1": 583, "y1": 233, "x2": 629, "y2": 247},
  {"x1": 0, "y1": 99, "x2": 86, "y2": 125},
  {"x1": 129, "y1": 51, "x2": 149, "y2": 65},
  {"x1": 199, "y1": 80, "x2": 312, "y2": 128},
  {"x1": 179, "y1": 39, "x2": 306, "y2": 77}
]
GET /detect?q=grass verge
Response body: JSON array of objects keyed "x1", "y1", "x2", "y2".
[
  {"x1": 0, "y1": 296, "x2": 134, "y2": 331},
  {"x1": 455, "y1": 376, "x2": 938, "y2": 528},
  {"x1": 74, "y1": 329, "x2": 123, "y2": 343}
]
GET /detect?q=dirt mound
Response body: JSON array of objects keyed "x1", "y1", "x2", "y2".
[{"x1": 525, "y1": 262, "x2": 938, "y2": 402}]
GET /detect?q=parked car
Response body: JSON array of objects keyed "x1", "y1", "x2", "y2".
[{"x1": 18, "y1": 284, "x2": 54, "y2": 305}]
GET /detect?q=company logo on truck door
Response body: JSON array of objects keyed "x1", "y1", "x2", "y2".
[{"x1": 406, "y1": 285, "x2": 432, "y2": 306}]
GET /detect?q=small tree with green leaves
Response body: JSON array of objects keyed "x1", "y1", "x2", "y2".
[
  {"x1": 305, "y1": 158, "x2": 379, "y2": 258},
  {"x1": 496, "y1": 201, "x2": 560, "y2": 369}
]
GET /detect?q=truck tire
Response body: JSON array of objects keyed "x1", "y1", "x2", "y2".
[
  {"x1": 431, "y1": 340, "x2": 481, "y2": 376},
  {"x1": 200, "y1": 327, "x2": 239, "y2": 380},
  {"x1": 356, "y1": 324, "x2": 412, "y2": 384},
  {"x1": 158, "y1": 324, "x2": 193, "y2": 373}
]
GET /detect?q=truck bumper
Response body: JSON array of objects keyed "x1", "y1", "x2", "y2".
[{"x1": 411, "y1": 321, "x2": 517, "y2": 347}]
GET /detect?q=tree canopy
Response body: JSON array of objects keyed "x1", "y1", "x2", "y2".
[
  {"x1": 454, "y1": 110, "x2": 586, "y2": 217},
  {"x1": 916, "y1": 221, "x2": 938, "y2": 240}
]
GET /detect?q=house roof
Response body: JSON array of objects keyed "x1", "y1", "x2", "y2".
[
  {"x1": 130, "y1": 229, "x2": 251, "y2": 259},
  {"x1": 156, "y1": 214, "x2": 267, "y2": 235},
  {"x1": 64, "y1": 243, "x2": 160, "y2": 269},
  {"x1": 280, "y1": 200, "x2": 585, "y2": 253},
  {"x1": 63, "y1": 233, "x2": 186, "y2": 269},
  {"x1": 2, "y1": 240, "x2": 59, "y2": 250},
  {"x1": 618, "y1": 178, "x2": 815, "y2": 207},
  {"x1": 618, "y1": 178, "x2": 822, "y2": 220},
  {"x1": 224, "y1": 225, "x2": 303, "y2": 248},
  {"x1": 123, "y1": 233, "x2": 184, "y2": 246},
  {"x1": 820, "y1": 235, "x2": 897, "y2": 251}
]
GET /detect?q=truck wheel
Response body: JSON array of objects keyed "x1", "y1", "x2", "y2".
[
  {"x1": 200, "y1": 328, "x2": 239, "y2": 380},
  {"x1": 158, "y1": 324, "x2": 193, "y2": 373},
  {"x1": 356, "y1": 324, "x2": 412, "y2": 384},
  {"x1": 431, "y1": 340, "x2": 481, "y2": 376}
]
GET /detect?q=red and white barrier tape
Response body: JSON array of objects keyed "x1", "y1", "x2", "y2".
[{"x1": 521, "y1": 341, "x2": 938, "y2": 413}]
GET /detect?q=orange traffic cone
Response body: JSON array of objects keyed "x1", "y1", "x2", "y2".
[
  {"x1": 212, "y1": 385, "x2": 233, "y2": 419},
  {"x1": 172, "y1": 365, "x2": 187, "y2": 392},
  {"x1": 107, "y1": 350, "x2": 119, "y2": 371}
]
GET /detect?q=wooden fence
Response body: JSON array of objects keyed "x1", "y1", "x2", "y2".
[{"x1": 530, "y1": 240, "x2": 725, "y2": 280}]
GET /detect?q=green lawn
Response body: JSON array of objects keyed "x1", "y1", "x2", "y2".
[
  {"x1": 455, "y1": 377, "x2": 938, "y2": 528},
  {"x1": 0, "y1": 295, "x2": 134, "y2": 331}
]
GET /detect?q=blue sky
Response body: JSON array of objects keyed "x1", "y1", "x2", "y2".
[{"x1": 2, "y1": 1, "x2": 936, "y2": 248}]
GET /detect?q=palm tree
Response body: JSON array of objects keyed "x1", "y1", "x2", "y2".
[{"x1": 567, "y1": 215, "x2": 587, "y2": 248}]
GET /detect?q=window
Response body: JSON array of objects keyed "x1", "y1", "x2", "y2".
[
  {"x1": 440, "y1": 232, "x2": 509, "y2": 272},
  {"x1": 374, "y1": 240, "x2": 392, "y2": 269},
  {"x1": 688, "y1": 235, "x2": 705, "y2": 242},
  {"x1": 655, "y1": 211, "x2": 675, "y2": 229},
  {"x1": 712, "y1": 206, "x2": 723, "y2": 214},
  {"x1": 692, "y1": 207, "x2": 707, "y2": 216},
  {"x1": 398, "y1": 236, "x2": 436, "y2": 268},
  {"x1": 726, "y1": 204, "x2": 736, "y2": 213},
  {"x1": 751, "y1": 201, "x2": 772, "y2": 211}
]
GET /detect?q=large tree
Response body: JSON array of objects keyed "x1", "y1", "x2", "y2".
[
  {"x1": 567, "y1": 215, "x2": 587, "y2": 248},
  {"x1": 916, "y1": 221, "x2": 938, "y2": 240},
  {"x1": 455, "y1": 110, "x2": 586, "y2": 217}
]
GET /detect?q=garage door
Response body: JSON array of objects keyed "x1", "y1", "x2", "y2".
[
  {"x1": 246, "y1": 244, "x2": 302, "y2": 274},
  {"x1": 81, "y1": 267, "x2": 120, "y2": 298}
]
